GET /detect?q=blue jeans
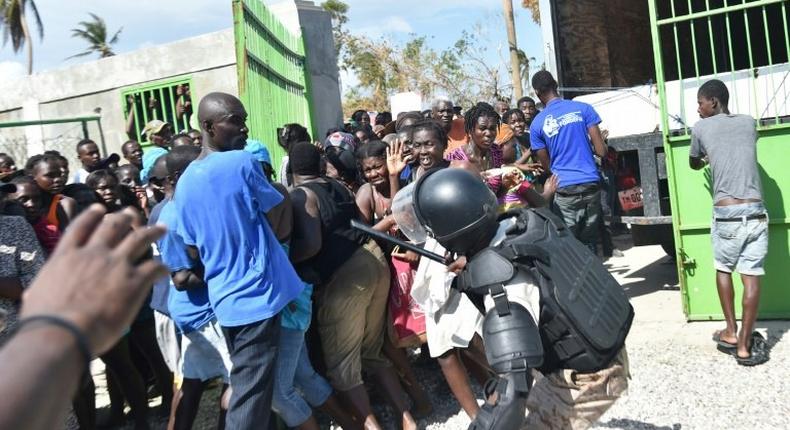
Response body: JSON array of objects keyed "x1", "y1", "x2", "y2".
[{"x1": 272, "y1": 327, "x2": 332, "y2": 427}]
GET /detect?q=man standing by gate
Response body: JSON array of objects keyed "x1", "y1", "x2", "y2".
[
  {"x1": 689, "y1": 79, "x2": 769, "y2": 366},
  {"x1": 529, "y1": 70, "x2": 608, "y2": 252}
]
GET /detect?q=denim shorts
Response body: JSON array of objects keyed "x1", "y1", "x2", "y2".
[
  {"x1": 711, "y1": 202, "x2": 768, "y2": 276},
  {"x1": 181, "y1": 318, "x2": 233, "y2": 382}
]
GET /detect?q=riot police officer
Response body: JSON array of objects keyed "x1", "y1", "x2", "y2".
[{"x1": 397, "y1": 167, "x2": 632, "y2": 430}]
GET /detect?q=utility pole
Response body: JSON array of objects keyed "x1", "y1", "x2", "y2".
[{"x1": 503, "y1": 0, "x2": 523, "y2": 100}]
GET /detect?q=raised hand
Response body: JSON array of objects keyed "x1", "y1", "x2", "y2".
[{"x1": 387, "y1": 140, "x2": 407, "y2": 175}]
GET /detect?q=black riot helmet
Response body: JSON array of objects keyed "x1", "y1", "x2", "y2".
[{"x1": 413, "y1": 168, "x2": 499, "y2": 254}]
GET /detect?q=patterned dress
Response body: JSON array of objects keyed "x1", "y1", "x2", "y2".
[{"x1": 0, "y1": 215, "x2": 45, "y2": 344}]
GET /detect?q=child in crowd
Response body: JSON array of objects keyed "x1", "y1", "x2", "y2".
[
  {"x1": 25, "y1": 154, "x2": 76, "y2": 230},
  {"x1": 43, "y1": 150, "x2": 71, "y2": 187},
  {"x1": 85, "y1": 169, "x2": 122, "y2": 212},
  {"x1": 9, "y1": 155, "x2": 76, "y2": 255},
  {"x1": 9, "y1": 176, "x2": 56, "y2": 254},
  {"x1": 73, "y1": 139, "x2": 102, "y2": 183},
  {"x1": 0, "y1": 153, "x2": 17, "y2": 181},
  {"x1": 116, "y1": 164, "x2": 150, "y2": 217}
]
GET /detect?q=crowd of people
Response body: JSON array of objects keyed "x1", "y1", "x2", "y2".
[{"x1": 0, "y1": 70, "x2": 630, "y2": 430}]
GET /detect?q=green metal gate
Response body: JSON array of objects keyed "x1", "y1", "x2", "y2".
[
  {"x1": 648, "y1": 0, "x2": 790, "y2": 319},
  {"x1": 232, "y1": 0, "x2": 313, "y2": 175}
]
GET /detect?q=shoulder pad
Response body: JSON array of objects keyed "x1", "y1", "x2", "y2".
[{"x1": 457, "y1": 248, "x2": 515, "y2": 293}]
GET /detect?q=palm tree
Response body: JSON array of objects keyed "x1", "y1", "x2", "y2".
[
  {"x1": 68, "y1": 13, "x2": 122, "y2": 59},
  {"x1": 0, "y1": 0, "x2": 44, "y2": 75}
]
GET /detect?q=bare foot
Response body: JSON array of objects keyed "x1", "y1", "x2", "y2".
[{"x1": 713, "y1": 328, "x2": 737, "y2": 346}]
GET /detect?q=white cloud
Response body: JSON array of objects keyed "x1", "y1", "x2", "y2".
[
  {"x1": 381, "y1": 16, "x2": 413, "y2": 33},
  {"x1": 355, "y1": 15, "x2": 414, "y2": 39},
  {"x1": 0, "y1": 61, "x2": 26, "y2": 83}
]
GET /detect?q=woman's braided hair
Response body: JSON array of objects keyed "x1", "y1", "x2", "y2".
[{"x1": 464, "y1": 102, "x2": 501, "y2": 136}]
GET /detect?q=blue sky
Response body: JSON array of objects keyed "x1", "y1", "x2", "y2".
[{"x1": 0, "y1": 0, "x2": 544, "y2": 94}]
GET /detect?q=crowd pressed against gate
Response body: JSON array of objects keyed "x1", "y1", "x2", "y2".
[{"x1": 0, "y1": 70, "x2": 769, "y2": 430}]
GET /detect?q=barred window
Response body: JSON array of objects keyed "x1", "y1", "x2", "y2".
[{"x1": 121, "y1": 77, "x2": 195, "y2": 145}]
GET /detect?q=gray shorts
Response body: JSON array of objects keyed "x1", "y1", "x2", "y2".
[
  {"x1": 181, "y1": 318, "x2": 233, "y2": 382},
  {"x1": 711, "y1": 202, "x2": 768, "y2": 276},
  {"x1": 154, "y1": 311, "x2": 182, "y2": 375}
]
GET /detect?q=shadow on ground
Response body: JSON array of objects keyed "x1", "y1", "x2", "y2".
[
  {"x1": 595, "y1": 418, "x2": 682, "y2": 429},
  {"x1": 603, "y1": 235, "x2": 680, "y2": 299}
]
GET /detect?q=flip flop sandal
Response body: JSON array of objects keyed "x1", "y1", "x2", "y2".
[
  {"x1": 712, "y1": 330, "x2": 737, "y2": 350},
  {"x1": 735, "y1": 332, "x2": 769, "y2": 367}
]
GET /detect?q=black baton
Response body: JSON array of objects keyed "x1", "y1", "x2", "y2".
[{"x1": 350, "y1": 219, "x2": 447, "y2": 264}]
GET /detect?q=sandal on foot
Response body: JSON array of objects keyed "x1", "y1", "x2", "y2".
[
  {"x1": 712, "y1": 330, "x2": 737, "y2": 350},
  {"x1": 735, "y1": 332, "x2": 769, "y2": 366}
]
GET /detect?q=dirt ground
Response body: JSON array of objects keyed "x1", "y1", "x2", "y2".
[{"x1": 87, "y1": 235, "x2": 789, "y2": 430}]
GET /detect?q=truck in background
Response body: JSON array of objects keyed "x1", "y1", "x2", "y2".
[{"x1": 537, "y1": 0, "x2": 789, "y2": 258}]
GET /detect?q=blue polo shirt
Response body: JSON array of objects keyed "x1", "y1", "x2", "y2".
[
  {"x1": 171, "y1": 150, "x2": 303, "y2": 327},
  {"x1": 157, "y1": 200, "x2": 214, "y2": 334},
  {"x1": 529, "y1": 99, "x2": 602, "y2": 188}
]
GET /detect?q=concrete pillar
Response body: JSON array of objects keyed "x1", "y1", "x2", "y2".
[
  {"x1": 294, "y1": 1, "x2": 343, "y2": 138},
  {"x1": 268, "y1": 0, "x2": 343, "y2": 139},
  {"x1": 22, "y1": 99, "x2": 44, "y2": 157}
]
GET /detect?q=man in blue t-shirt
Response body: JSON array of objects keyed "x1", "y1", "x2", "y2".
[
  {"x1": 157, "y1": 145, "x2": 233, "y2": 429},
  {"x1": 171, "y1": 93, "x2": 303, "y2": 430},
  {"x1": 529, "y1": 70, "x2": 608, "y2": 251}
]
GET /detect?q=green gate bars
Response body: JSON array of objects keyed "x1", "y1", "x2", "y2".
[
  {"x1": 232, "y1": 0, "x2": 314, "y2": 175},
  {"x1": 648, "y1": 0, "x2": 790, "y2": 319}
]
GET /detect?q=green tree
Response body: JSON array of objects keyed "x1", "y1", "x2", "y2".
[
  {"x1": 331, "y1": 2, "x2": 537, "y2": 113},
  {"x1": 0, "y1": 0, "x2": 43, "y2": 75},
  {"x1": 321, "y1": 0, "x2": 349, "y2": 57},
  {"x1": 68, "y1": 13, "x2": 122, "y2": 59}
]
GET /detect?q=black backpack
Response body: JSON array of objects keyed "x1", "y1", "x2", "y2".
[{"x1": 458, "y1": 207, "x2": 633, "y2": 373}]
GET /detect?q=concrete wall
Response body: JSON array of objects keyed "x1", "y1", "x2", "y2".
[
  {"x1": 0, "y1": 30, "x2": 237, "y2": 167},
  {"x1": 0, "y1": 1, "x2": 342, "y2": 167}
]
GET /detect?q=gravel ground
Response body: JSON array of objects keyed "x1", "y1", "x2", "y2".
[{"x1": 79, "y1": 239, "x2": 790, "y2": 430}]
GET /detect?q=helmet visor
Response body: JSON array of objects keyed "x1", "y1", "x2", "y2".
[{"x1": 391, "y1": 182, "x2": 429, "y2": 244}]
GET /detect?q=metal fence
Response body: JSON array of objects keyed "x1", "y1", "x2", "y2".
[
  {"x1": 0, "y1": 116, "x2": 105, "y2": 173},
  {"x1": 121, "y1": 76, "x2": 195, "y2": 146},
  {"x1": 232, "y1": 0, "x2": 313, "y2": 175},
  {"x1": 648, "y1": 0, "x2": 790, "y2": 137}
]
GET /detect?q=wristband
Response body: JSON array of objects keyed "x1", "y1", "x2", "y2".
[{"x1": 15, "y1": 315, "x2": 92, "y2": 369}]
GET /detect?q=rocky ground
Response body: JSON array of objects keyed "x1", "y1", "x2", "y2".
[{"x1": 85, "y1": 237, "x2": 790, "y2": 430}]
